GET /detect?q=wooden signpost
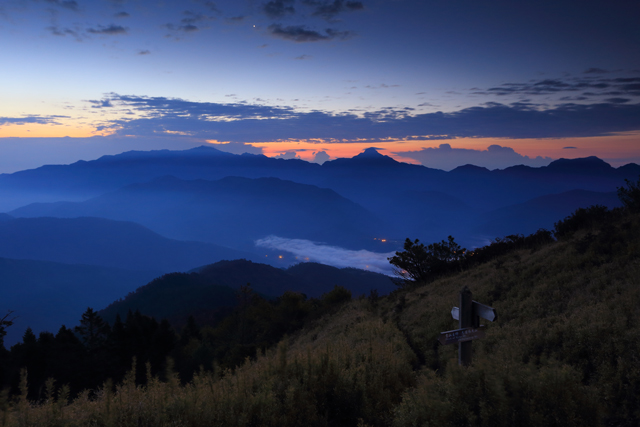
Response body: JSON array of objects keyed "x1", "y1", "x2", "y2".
[{"x1": 439, "y1": 286, "x2": 497, "y2": 366}]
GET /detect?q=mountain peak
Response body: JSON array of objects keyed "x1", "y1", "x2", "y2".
[
  {"x1": 322, "y1": 146, "x2": 401, "y2": 168},
  {"x1": 546, "y1": 156, "x2": 613, "y2": 173},
  {"x1": 450, "y1": 164, "x2": 491, "y2": 174},
  {"x1": 354, "y1": 147, "x2": 385, "y2": 159}
]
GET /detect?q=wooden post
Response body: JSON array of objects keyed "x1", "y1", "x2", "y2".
[
  {"x1": 458, "y1": 286, "x2": 473, "y2": 366},
  {"x1": 442, "y1": 290, "x2": 495, "y2": 365}
]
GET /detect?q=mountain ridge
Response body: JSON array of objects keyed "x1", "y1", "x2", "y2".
[
  {"x1": 99, "y1": 259, "x2": 394, "y2": 328},
  {"x1": 0, "y1": 216, "x2": 260, "y2": 272},
  {"x1": 10, "y1": 175, "x2": 391, "y2": 251}
]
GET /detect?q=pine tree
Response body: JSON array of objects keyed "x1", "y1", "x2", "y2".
[{"x1": 74, "y1": 308, "x2": 110, "y2": 353}]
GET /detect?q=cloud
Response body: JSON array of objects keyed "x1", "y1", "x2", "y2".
[
  {"x1": 365, "y1": 83, "x2": 400, "y2": 89},
  {"x1": 181, "y1": 10, "x2": 210, "y2": 25},
  {"x1": 201, "y1": 1, "x2": 221, "y2": 13},
  {"x1": 563, "y1": 146, "x2": 578, "y2": 149},
  {"x1": 114, "y1": 11, "x2": 130, "y2": 18},
  {"x1": 87, "y1": 24, "x2": 127, "y2": 35},
  {"x1": 255, "y1": 235, "x2": 395, "y2": 275},
  {"x1": 165, "y1": 23, "x2": 199, "y2": 33},
  {"x1": 294, "y1": 54, "x2": 312, "y2": 60},
  {"x1": 312, "y1": 150, "x2": 330, "y2": 164},
  {"x1": 274, "y1": 150, "x2": 301, "y2": 159},
  {"x1": 138, "y1": 49, "x2": 151, "y2": 55},
  {"x1": 393, "y1": 144, "x2": 553, "y2": 171},
  {"x1": 44, "y1": 0, "x2": 78, "y2": 11},
  {"x1": 0, "y1": 115, "x2": 66, "y2": 126},
  {"x1": 471, "y1": 74, "x2": 640, "y2": 99},
  {"x1": 584, "y1": 68, "x2": 610, "y2": 74},
  {"x1": 268, "y1": 24, "x2": 352, "y2": 42},
  {"x1": 263, "y1": 0, "x2": 295, "y2": 19},
  {"x1": 100, "y1": 94, "x2": 640, "y2": 143},
  {"x1": 47, "y1": 26, "x2": 80, "y2": 39},
  {"x1": 303, "y1": 0, "x2": 364, "y2": 20},
  {"x1": 164, "y1": 10, "x2": 214, "y2": 33},
  {"x1": 87, "y1": 99, "x2": 114, "y2": 108},
  {"x1": 605, "y1": 97, "x2": 631, "y2": 104}
]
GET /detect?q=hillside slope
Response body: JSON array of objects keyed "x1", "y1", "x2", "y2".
[{"x1": 4, "y1": 208, "x2": 639, "y2": 426}]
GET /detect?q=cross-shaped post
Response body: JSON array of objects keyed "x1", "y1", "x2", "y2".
[{"x1": 439, "y1": 286, "x2": 497, "y2": 366}]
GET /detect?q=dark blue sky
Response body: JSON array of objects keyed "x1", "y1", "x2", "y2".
[{"x1": 1, "y1": 0, "x2": 639, "y2": 171}]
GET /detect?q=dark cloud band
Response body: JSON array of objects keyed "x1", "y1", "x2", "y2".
[
  {"x1": 267, "y1": 24, "x2": 352, "y2": 42},
  {"x1": 87, "y1": 25, "x2": 127, "y2": 35},
  {"x1": 0, "y1": 116, "x2": 67, "y2": 125},
  {"x1": 100, "y1": 94, "x2": 640, "y2": 143}
]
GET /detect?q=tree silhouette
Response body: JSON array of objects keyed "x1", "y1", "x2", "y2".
[
  {"x1": 617, "y1": 176, "x2": 640, "y2": 212},
  {"x1": 75, "y1": 308, "x2": 110, "y2": 352},
  {"x1": 0, "y1": 311, "x2": 15, "y2": 350},
  {"x1": 388, "y1": 236, "x2": 465, "y2": 286}
]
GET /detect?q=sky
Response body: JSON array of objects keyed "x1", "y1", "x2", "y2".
[{"x1": 1, "y1": 0, "x2": 640, "y2": 173}]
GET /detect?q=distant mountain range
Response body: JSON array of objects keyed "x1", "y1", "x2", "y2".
[
  {"x1": 11, "y1": 175, "x2": 389, "y2": 251},
  {"x1": 2, "y1": 145, "x2": 636, "y2": 249},
  {"x1": 0, "y1": 216, "x2": 259, "y2": 272},
  {"x1": 0, "y1": 146, "x2": 637, "y2": 347}
]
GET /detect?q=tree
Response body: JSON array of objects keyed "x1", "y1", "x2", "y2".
[
  {"x1": 617, "y1": 176, "x2": 640, "y2": 212},
  {"x1": 388, "y1": 236, "x2": 465, "y2": 286},
  {"x1": 74, "y1": 308, "x2": 110, "y2": 352},
  {"x1": 0, "y1": 310, "x2": 15, "y2": 350}
]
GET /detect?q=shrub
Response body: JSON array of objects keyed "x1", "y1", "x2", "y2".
[
  {"x1": 617, "y1": 176, "x2": 640, "y2": 212},
  {"x1": 321, "y1": 285, "x2": 352, "y2": 306},
  {"x1": 554, "y1": 205, "x2": 610, "y2": 238}
]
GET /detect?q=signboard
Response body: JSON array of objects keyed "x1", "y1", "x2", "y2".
[
  {"x1": 438, "y1": 325, "x2": 486, "y2": 345},
  {"x1": 451, "y1": 301, "x2": 497, "y2": 322},
  {"x1": 440, "y1": 287, "x2": 496, "y2": 366}
]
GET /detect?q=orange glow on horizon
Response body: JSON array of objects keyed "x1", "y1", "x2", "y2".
[
  {"x1": 0, "y1": 123, "x2": 107, "y2": 138},
  {"x1": 244, "y1": 140, "x2": 424, "y2": 164},
  {"x1": 237, "y1": 132, "x2": 640, "y2": 167}
]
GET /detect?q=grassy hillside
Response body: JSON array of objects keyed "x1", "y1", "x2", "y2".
[{"x1": 2, "y1": 208, "x2": 639, "y2": 426}]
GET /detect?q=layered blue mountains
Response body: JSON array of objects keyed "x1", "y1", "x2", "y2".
[{"x1": 1, "y1": 145, "x2": 637, "y2": 346}]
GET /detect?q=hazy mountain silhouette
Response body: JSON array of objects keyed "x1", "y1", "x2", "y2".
[
  {"x1": 100, "y1": 259, "x2": 393, "y2": 327},
  {"x1": 617, "y1": 162, "x2": 640, "y2": 177},
  {"x1": 1, "y1": 147, "x2": 636, "y2": 209},
  {"x1": 0, "y1": 146, "x2": 321, "y2": 211},
  {"x1": 11, "y1": 176, "x2": 390, "y2": 251},
  {"x1": 0, "y1": 257, "x2": 159, "y2": 347},
  {"x1": 2, "y1": 146, "x2": 639, "y2": 250},
  {"x1": 0, "y1": 217, "x2": 259, "y2": 272}
]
